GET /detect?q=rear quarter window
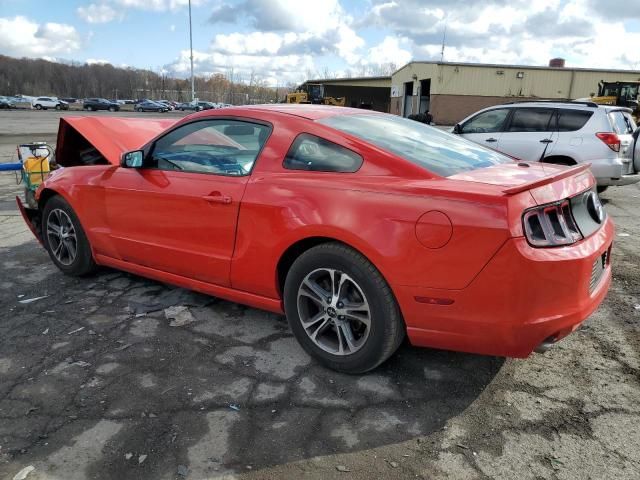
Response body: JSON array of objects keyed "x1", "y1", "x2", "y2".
[
  {"x1": 283, "y1": 134, "x2": 363, "y2": 173},
  {"x1": 609, "y1": 111, "x2": 636, "y2": 134},
  {"x1": 557, "y1": 110, "x2": 593, "y2": 131}
]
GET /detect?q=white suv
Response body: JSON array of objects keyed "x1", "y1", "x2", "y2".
[
  {"x1": 32, "y1": 97, "x2": 68, "y2": 110},
  {"x1": 454, "y1": 101, "x2": 639, "y2": 191}
]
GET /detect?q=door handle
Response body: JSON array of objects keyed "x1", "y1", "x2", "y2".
[
  {"x1": 485, "y1": 138, "x2": 498, "y2": 143},
  {"x1": 540, "y1": 139, "x2": 554, "y2": 143},
  {"x1": 202, "y1": 193, "x2": 232, "y2": 204}
]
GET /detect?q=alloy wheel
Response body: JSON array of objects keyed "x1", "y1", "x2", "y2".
[
  {"x1": 297, "y1": 268, "x2": 371, "y2": 356},
  {"x1": 46, "y1": 208, "x2": 78, "y2": 266}
]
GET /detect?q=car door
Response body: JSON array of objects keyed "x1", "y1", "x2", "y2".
[
  {"x1": 498, "y1": 108, "x2": 558, "y2": 162},
  {"x1": 633, "y1": 126, "x2": 640, "y2": 173},
  {"x1": 103, "y1": 118, "x2": 272, "y2": 286},
  {"x1": 458, "y1": 108, "x2": 509, "y2": 149}
]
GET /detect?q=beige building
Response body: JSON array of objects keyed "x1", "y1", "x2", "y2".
[{"x1": 391, "y1": 61, "x2": 640, "y2": 125}]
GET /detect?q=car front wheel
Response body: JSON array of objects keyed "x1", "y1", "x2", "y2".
[
  {"x1": 35, "y1": 104, "x2": 42, "y2": 110},
  {"x1": 42, "y1": 196, "x2": 96, "y2": 276},
  {"x1": 284, "y1": 243, "x2": 405, "y2": 373},
  {"x1": 55, "y1": 104, "x2": 61, "y2": 110}
]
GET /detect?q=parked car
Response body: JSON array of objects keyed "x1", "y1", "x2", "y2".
[
  {"x1": 632, "y1": 128, "x2": 640, "y2": 175},
  {"x1": 135, "y1": 100, "x2": 168, "y2": 112},
  {"x1": 178, "y1": 101, "x2": 217, "y2": 112},
  {"x1": 0, "y1": 96, "x2": 16, "y2": 109},
  {"x1": 177, "y1": 101, "x2": 201, "y2": 111},
  {"x1": 155, "y1": 100, "x2": 175, "y2": 110},
  {"x1": 453, "y1": 101, "x2": 639, "y2": 192},
  {"x1": 17, "y1": 105, "x2": 614, "y2": 373},
  {"x1": 83, "y1": 98, "x2": 120, "y2": 112},
  {"x1": 32, "y1": 97, "x2": 68, "y2": 110}
]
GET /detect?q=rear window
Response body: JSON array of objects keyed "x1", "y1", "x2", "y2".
[
  {"x1": 319, "y1": 114, "x2": 512, "y2": 177},
  {"x1": 556, "y1": 110, "x2": 593, "y2": 131},
  {"x1": 609, "y1": 111, "x2": 636, "y2": 134}
]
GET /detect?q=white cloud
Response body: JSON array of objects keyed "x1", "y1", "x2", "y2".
[
  {"x1": 166, "y1": 48, "x2": 314, "y2": 86},
  {"x1": 0, "y1": 16, "x2": 81, "y2": 57},
  {"x1": 86, "y1": 58, "x2": 111, "y2": 65},
  {"x1": 367, "y1": 36, "x2": 411, "y2": 67},
  {"x1": 365, "y1": 0, "x2": 640, "y2": 70},
  {"x1": 77, "y1": 3, "x2": 119, "y2": 23},
  {"x1": 114, "y1": 0, "x2": 206, "y2": 11},
  {"x1": 169, "y1": 24, "x2": 176, "y2": 32}
]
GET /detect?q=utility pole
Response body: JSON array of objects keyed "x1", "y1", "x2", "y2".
[
  {"x1": 440, "y1": 23, "x2": 447, "y2": 62},
  {"x1": 188, "y1": 0, "x2": 195, "y2": 102}
]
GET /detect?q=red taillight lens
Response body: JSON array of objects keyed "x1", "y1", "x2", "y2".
[
  {"x1": 523, "y1": 200, "x2": 583, "y2": 247},
  {"x1": 596, "y1": 132, "x2": 621, "y2": 152}
]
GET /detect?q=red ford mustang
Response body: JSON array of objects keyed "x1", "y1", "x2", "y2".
[{"x1": 17, "y1": 105, "x2": 613, "y2": 373}]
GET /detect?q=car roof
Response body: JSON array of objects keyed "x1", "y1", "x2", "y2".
[
  {"x1": 214, "y1": 104, "x2": 382, "y2": 120},
  {"x1": 489, "y1": 101, "x2": 632, "y2": 113}
]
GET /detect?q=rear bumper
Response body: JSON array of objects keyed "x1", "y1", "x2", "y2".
[
  {"x1": 397, "y1": 217, "x2": 614, "y2": 358},
  {"x1": 590, "y1": 158, "x2": 639, "y2": 186},
  {"x1": 597, "y1": 173, "x2": 640, "y2": 186}
]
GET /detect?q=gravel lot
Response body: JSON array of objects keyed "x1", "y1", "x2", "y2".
[{"x1": 0, "y1": 110, "x2": 639, "y2": 480}]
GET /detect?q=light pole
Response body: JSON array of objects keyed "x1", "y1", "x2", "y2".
[{"x1": 188, "y1": 0, "x2": 195, "y2": 102}]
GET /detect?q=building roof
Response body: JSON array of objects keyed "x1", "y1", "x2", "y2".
[
  {"x1": 393, "y1": 60, "x2": 640, "y2": 76},
  {"x1": 304, "y1": 76, "x2": 391, "y2": 83}
]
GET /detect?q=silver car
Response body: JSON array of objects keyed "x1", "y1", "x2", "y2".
[{"x1": 454, "y1": 101, "x2": 640, "y2": 192}]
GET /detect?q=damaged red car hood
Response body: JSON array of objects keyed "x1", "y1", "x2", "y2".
[{"x1": 57, "y1": 116, "x2": 178, "y2": 166}]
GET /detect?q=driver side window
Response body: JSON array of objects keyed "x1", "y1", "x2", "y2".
[
  {"x1": 150, "y1": 120, "x2": 271, "y2": 176},
  {"x1": 461, "y1": 109, "x2": 509, "y2": 134}
]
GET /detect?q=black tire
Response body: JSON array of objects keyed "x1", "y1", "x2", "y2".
[
  {"x1": 137, "y1": 107, "x2": 143, "y2": 112},
  {"x1": 55, "y1": 104, "x2": 61, "y2": 110},
  {"x1": 283, "y1": 242, "x2": 405, "y2": 373},
  {"x1": 109, "y1": 106, "x2": 116, "y2": 112},
  {"x1": 35, "y1": 104, "x2": 42, "y2": 110},
  {"x1": 41, "y1": 195, "x2": 96, "y2": 276},
  {"x1": 597, "y1": 186, "x2": 608, "y2": 194}
]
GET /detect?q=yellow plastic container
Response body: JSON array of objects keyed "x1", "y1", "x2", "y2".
[{"x1": 23, "y1": 156, "x2": 50, "y2": 187}]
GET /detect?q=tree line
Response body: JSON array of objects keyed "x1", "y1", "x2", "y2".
[{"x1": 0, "y1": 55, "x2": 292, "y2": 104}]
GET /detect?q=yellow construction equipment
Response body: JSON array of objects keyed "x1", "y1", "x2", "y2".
[
  {"x1": 285, "y1": 83, "x2": 345, "y2": 107},
  {"x1": 588, "y1": 81, "x2": 640, "y2": 122},
  {"x1": 285, "y1": 92, "x2": 311, "y2": 104}
]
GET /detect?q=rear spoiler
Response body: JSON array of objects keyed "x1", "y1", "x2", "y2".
[{"x1": 502, "y1": 164, "x2": 591, "y2": 195}]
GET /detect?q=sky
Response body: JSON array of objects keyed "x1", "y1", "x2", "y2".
[{"x1": 1, "y1": 0, "x2": 639, "y2": 86}]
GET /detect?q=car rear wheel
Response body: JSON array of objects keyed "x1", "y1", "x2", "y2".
[
  {"x1": 137, "y1": 107, "x2": 143, "y2": 112},
  {"x1": 55, "y1": 104, "x2": 61, "y2": 110},
  {"x1": 42, "y1": 196, "x2": 96, "y2": 276},
  {"x1": 284, "y1": 243, "x2": 405, "y2": 373},
  {"x1": 109, "y1": 106, "x2": 116, "y2": 112}
]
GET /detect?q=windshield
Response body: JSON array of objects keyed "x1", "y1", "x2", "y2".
[{"x1": 319, "y1": 114, "x2": 513, "y2": 177}]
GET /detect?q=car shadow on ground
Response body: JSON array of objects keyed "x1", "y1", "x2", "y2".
[{"x1": 0, "y1": 241, "x2": 504, "y2": 479}]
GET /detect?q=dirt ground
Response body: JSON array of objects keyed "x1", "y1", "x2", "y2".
[{"x1": 0, "y1": 110, "x2": 639, "y2": 480}]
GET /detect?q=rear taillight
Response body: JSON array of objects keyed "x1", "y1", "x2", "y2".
[
  {"x1": 523, "y1": 200, "x2": 583, "y2": 247},
  {"x1": 596, "y1": 132, "x2": 620, "y2": 152}
]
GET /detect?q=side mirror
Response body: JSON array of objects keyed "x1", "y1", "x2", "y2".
[
  {"x1": 121, "y1": 150, "x2": 144, "y2": 168},
  {"x1": 453, "y1": 123, "x2": 462, "y2": 134}
]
